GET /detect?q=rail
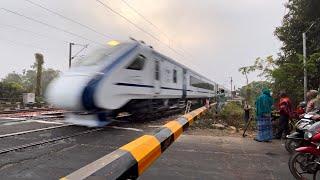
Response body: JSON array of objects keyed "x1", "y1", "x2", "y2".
[{"x1": 60, "y1": 103, "x2": 214, "y2": 180}]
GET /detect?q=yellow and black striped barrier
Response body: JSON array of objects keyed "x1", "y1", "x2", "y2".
[{"x1": 61, "y1": 104, "x2": 212, "y2": 180}]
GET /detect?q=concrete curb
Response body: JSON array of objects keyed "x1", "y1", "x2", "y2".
[{"x1": 60, "y1": 104, "x2": 213, "y2": 180}]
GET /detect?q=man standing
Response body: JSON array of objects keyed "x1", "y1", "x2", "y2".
[
  {"x1": 275, "y1": 92, "x2": 293, "y2": 139},
  {"x1": 216, "y1": 89, "x2": 226, "y2": 113},
  {"x1": 243, "y1": 101, "x2": 251, "y2": 123}
]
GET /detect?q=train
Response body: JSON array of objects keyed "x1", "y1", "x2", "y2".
[{"x1": 46, "y1": 38, "x2": 228, "y2": 126}]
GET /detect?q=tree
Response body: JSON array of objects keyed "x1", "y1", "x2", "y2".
[
  {"x1": 239, "y1": 56, "x2": 276, "y2": 102},
  {"x1": 275, "y1": 0, "x2": 320, "y2": 57},
  {"x1": 239, "y1": 81, "x2": 271, "y2": 106},
  {"x1": 0, "y1": 81, "x2": 24, "y2": 101},
  {"x1": 35, "y1": 53, "x2": 44, "y2": 98},
  {"x1": 0, "y1": 63, "x2": 60, "y2": 101},
  {"x1": 2, "y1": 72, "x2": 23, "y2": 85},
  {"x1": 273, "y1": 0, "x2": 320, "y2": 103},
  {"x1": 41, "y1": 68, "x2": 60, "y2": 95}
]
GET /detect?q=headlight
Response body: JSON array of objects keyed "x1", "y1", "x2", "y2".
[{"x1": 304, "y1": 132, "x2": 313, "y2": 140}]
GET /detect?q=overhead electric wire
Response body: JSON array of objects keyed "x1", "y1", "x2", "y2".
[
  {"x1": 119, "y1": 0, "x2": 195, "y2": 59},
  {"x1": 120, "y1": 0, "x2": 170, "y2": 40},
  {"x1": 0, "y1": 36, "x2": 45, "y2": 51},
  {"x1": 95, "y1": 0, "x2": 186, "y2": 57},
  {"x1": 22, "y1": 0, "x2": 113, "y2": 40},
  {"x1": 0, "y1": 23, "x2": 69, "y2": 44},
  {"x1": 71, "y1": 44, "x2": 89, "y2": 59},
  {"x1": 0, "y1": 8, "x2": 106, "y2": 47}
]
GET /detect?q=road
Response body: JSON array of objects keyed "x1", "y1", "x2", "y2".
[
  {"x1": 141, "y1": 135, "x2": 292, "y2": 180},
  {"x1": 0, "y1": 114, "x2": 292, "y2": 180}
]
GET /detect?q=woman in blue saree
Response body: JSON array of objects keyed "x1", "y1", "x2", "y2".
[{"x1": 255, "y1": 89, "x2": 273, "y2": 142}]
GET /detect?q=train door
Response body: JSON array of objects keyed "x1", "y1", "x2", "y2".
[
  {"x1": 182, "y1": 69, "x2": 187, "y2": 99},
  {"x1": 154, "y1": 60, "x2": 161, "y2": 94}
]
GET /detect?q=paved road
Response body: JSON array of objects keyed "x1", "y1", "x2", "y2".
[
  {"x1": 141, "y1": 135, "x2": 292, "y2": 180},
  {"x1": 0, "y1": 116, "x2": 292, "y2": 180}
]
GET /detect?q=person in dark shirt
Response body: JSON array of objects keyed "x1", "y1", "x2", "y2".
[
  {"x1": 243, "y1": 101, "x2": 251, "y2": 123},
  {"x1": 275, "y1": 92, "x2": 293, "y2": 139}
]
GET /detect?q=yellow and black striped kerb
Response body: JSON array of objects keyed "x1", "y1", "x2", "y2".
[{"x1": 61, "y1": 105, "x2": 213, "y2": 180}]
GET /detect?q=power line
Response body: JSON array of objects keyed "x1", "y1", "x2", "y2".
[
  {"x1": 0, "y1": 23, "x2": 69, "y2": 44},
  {"x1": 23, "y1": 0, "x2": 113, "y2": 40},
  {"x1": 0, "y1": 36, "x2": 45, "y2": 51},
  {"x1": 120, "y1": 0, "x2": 170, "y2": 40},
  {"x1": 95, "y1": 0, "x2": 185, "y2": 57},
  {"x1": 119, "y1": 0, "x2": 195, "y2": 60},
  {"x1": 96, "y1": 0, "x2": 162, "y2": 42},
  {"x1": 0, "y1": 8, "x2": 106, "y2": 47}
]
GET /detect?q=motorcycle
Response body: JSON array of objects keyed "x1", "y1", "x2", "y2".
[
  {"x1": 285, "y1": 110, "x2": 319, "y2": 153},
  {"x1": 289, "y1": 121, "x2": 320, "y2": 180}
]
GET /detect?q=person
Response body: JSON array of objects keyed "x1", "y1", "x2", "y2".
[
  {"x1": 306, "y1": 90, "x2": 320, "y2": 113},
  {"x1": 216, "y1": 89, "x2": 226, "y2": 113},
  {"x1": 243, "y1": 101, "x2": 251, "y2": 123},
  {"x1": 294, "y1": 102, "x2": 306, "y2": 118},
  {"x1": 255, "y1": 88, "x2": 274, "y2": 142},
  {"x1": 275, "y1": 92, "x2": 293, "y2": 139}
]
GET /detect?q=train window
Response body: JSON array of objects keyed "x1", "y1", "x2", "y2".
[
  {"x1": 155, "y1": 61, "x2": 160, "y2": 80},
  {"x1": 190, "y1": 76, "x2": 214, "y2": 90},
  {"x1": 173, "y1": 69, "x2": 177, "y2": 83},
  {"x1": 126, "y1": 54, "x2": 146, "y2": 70}
]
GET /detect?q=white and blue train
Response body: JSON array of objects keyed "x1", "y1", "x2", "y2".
[{"x1": 46, "y1": 39, "x2": 224, "y2": 126}]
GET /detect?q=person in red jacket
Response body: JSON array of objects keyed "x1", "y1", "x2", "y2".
[{"x1": 275, "y1": 92, "x2": 293, "y2": 139}]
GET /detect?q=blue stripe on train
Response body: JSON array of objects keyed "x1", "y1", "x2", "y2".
[
  {"x1": 81, "y1": 44, "x2": 139, "y2": 110},
  {"x1": 115, "y1": 82, "x2": 154, "y2": 88}
]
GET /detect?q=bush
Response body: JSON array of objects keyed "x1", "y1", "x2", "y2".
[{"x1": 220, "y1": 102, "x2": 244, "y2": 129}]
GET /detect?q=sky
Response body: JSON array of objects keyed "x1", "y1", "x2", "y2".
[{"x1": 0, "y1": 0, "x2": 286, "y2": 88}]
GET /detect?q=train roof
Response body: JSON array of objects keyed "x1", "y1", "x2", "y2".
[{"x1": 132, "y1": 41, "x2": 217, "y2": 85}]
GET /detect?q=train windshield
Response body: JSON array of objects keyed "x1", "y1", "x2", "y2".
[{"x1": 73, "y1": 45, "x2": 122, "y2": 67}]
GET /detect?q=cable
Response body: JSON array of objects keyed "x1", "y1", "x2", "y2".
[
  {"x1": 0, "y1": 8, "x2": 106, "y2": 47},
  {"x1": 96, "y1": 0, "x2": 161, "y2": 42},
  {"x1": 0, "y1": 36, "x2": 45, "y2": 51},
  {"x1": 22, "y1": 0, "x2": 113, "y2": 40},
  {"x1": 120, "y1": 0, "x2": 170, "y2": 40},
  {"x1": 120, "y1": 0, "x2": 196, "y2": 60},
  {"x1": 0, "y1": 23, "x2": 69, "y2": 44},
  {"x1": 95, "y1": 0, "x2": 186, "y2": 57},
  {"x1": 71, "y1": 44, "x2": 89, "y2": 59}
]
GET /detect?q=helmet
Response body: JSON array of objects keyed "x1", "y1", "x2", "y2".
[{"x1": 299, "y1": 101, "x2": 307, "y2": 108}]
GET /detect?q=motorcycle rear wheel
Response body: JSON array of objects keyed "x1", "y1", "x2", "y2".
[
  {"x1": 285, "y1": 139, "x2": 302, "y2": 154},
  {"x1": 289, "y1": 152, "x2": 318, "y2": 180}
]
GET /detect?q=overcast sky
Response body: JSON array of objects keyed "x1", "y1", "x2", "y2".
[{"x1": 0, "y1": 0, "x2": 286, "y2": 88}]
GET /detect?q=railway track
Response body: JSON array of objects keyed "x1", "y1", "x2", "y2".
[
  {"x1": 0, "y1": 124, "x2": 73, "y2": 138},
  {"x1": 0, "y1": 127, "x2": 103, "y2": 155},
  {"x1": 0, "y1": 105, "x2": 197, "y2": 155},
  {"x1": 0, "y1": 108, "x2": 58, "y2": 115}
]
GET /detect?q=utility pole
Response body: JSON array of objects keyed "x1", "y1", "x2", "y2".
[
  {"x1": 68, "y1": 42, "x2": 88, "y2": 69},
  {"x1": 303, "y1": 32, "x2": 307, "y2": 102},
  {"x1": 302, "y1": 22, "x2": 316, "y2": 102},
  {"x1": 69, "y1": 42, "x2": 74, "y2": 69},
  {"x1": 230, "y1": 77, "x2": 233, "y2": 92}
]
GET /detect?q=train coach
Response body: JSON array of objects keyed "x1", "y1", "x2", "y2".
[{"x1": 46, "y1": 39, "x2": 221, "y2": 126}]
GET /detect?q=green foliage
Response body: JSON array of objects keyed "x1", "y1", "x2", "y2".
[
  {"x1": 239, "y1": 1, "x2": 320, "y2": 105},
  {"x1": 0, "y1": 81, "x2": 25, "y2": 101},
  {"x1": 220, "y1": 102, "x2": 243, "y2": 128},
  {"x1": 274, "y1": 0, "x2": 320, "y2": 57},
  {"x1": 272, "y1": 0, "x2": 320, "y2": 103},
  {"x1": 0, "y1": 63, "x2": 60, "y2": 101},
  {"x1": 239, "y1": 81, "x2": 272, "y2": 106}
]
